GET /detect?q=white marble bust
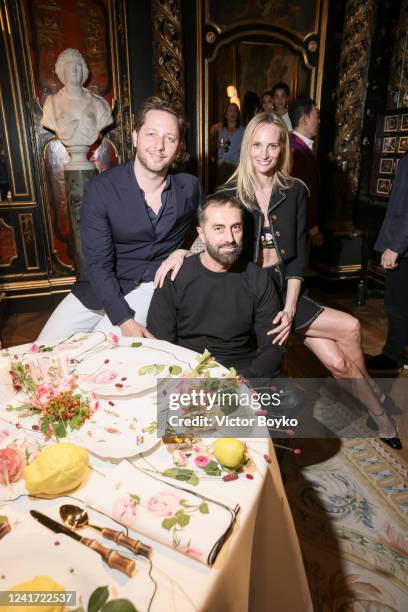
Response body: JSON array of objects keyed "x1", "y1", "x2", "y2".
[{"x1": 41, "y1": 48, "x2": 113, "y2": 147}]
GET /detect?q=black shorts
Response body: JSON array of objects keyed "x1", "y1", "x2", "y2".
[{"x1": 265, "y1": 264, "x2": 324, "y2": 331}]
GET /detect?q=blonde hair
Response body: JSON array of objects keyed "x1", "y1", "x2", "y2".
[{"x1": 227, "y1": 112, "x2": 293, "y2": 209}]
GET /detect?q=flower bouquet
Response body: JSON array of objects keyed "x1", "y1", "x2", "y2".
[{"x1": 8, "y1": 353, "x2": 98, "y2": 439}]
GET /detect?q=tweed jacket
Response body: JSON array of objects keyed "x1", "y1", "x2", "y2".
[{"x1": 226, "y1": 179, "x2": 307, "y2": 281}]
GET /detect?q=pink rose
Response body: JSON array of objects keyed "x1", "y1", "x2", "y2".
[
  {"x1": 28, "y1": 343, "x2": 39, "y2": 353},
  {"x1": 92, "y1": 370, "x2": 118, "y2": 385},
  {"x1": 194, "y1": 454, "x2": 211, "y2": 468},
  {"x1": 0, "y1": 447, "x2": 25, "y2": 484},
  {"x1": 112, "y1": 495, "x2": 138, "y2": 526},
  {"x1": 177, "y1": 544, "x2": 203, "y2": 561},
  {"x1": 108, "y1": 333, "x2": 119, "y2": 346},
  {"x1": 35, "y1": 383, "x2": 56, "y2": 406},
  {"x1": 147, "y1": 492, "x2": 180, "y2": 517},
  {"x1": 172, "y1": 450, "x2": 188, "y2": 467},
  {"x1": 192, "y1": 443, "x2": 207, "y2": 454}
]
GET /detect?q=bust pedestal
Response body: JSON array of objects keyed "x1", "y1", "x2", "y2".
[{"x1": 64, "y1": 144, "x2": 96, "y2": 278}]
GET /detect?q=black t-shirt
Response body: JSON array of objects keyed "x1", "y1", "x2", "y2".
[{"x1": 147, "y1": 254, "x2": 284, "y2": 377}]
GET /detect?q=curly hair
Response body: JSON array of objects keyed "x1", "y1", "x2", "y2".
[{"x1": 55, "y1": 49, "x2": 89, "y2": 85}]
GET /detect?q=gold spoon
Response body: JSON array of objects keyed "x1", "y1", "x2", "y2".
[{"x1": 59, "y1": 504, "x2": 151, "y2": 557}]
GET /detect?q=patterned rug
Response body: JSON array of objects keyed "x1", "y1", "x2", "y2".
[{"x1": 282, "y1": 437, "x2": 408, "y2": 611}]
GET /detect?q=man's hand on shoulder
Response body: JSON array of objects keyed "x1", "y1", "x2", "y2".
[
  {"x1": 154, "y1": 249, "x2": 189, "y2": 288},
  {"x1": 120, "y1": 319, "x2": 155, "y2": 338}
]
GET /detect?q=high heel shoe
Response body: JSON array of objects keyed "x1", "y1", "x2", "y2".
[
  {"x1": 370, "y1": 410, "x2": 403, "y2": 450},
  {"x1": 379, "y1": 436, "x2": 403, "y2": 450}
]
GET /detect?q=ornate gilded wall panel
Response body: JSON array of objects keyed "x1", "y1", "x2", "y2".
[
  {"x1": 0, "y1": 218, "x2": 18, "y2": 267},
  {"x1": 387, "y1": 0, "x2": 408, "y2": 108},
  {"x1": 0, "y1": 2, "x2": 35, "y2": 202},
  {"x1": 151, "y1": 0, "x2": 185, "y2": 109},
  {"x1": 333, "y1": 0, "x2": 374, "y2": 196},
  {"x1": 19, "y1": 213, "x2": 40, "y2": 270},
  {"x1": 0, "y1": 0, "x2": 132, "y2": 298},
  {"x1": 207, "y1": 0, "x2": 319, "y2": 36}
]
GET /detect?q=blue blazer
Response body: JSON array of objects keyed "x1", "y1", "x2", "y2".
[
  {"x1": 375, "y1": 153, "x2": 408, "y2": 257},
  {"x1": 71, "y1": 161, "x2": 202, "y2": 326}
]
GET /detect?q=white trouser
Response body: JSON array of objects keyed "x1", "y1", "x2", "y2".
[{"x1": 37, "y1": 283, "x2": 155, "y2": 345}]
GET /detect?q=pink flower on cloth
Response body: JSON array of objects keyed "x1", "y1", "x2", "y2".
[
  {"x1": 92, "y1": 370, "x2": 118, "y2": 385},
  {"x1": 147, "y1": 492, "x2": 180, "y2": 517},
  {"x1": 108, "y1": 333, "x2": 119, "y2": 346},
  {"x1": 194, "y1": 454, "x2": 211, "y2": 468},
  {"x1": 383, "y1": 521, "x2": 408, "y2": 556},
  {"x1": 192, "y1": 443, "x2": 207, "y2": 454},
  {"x1": 177, "y1": 544, "x2": 203, "y2": 561},
  {"x1": 28, "y1": 343, "x2": 39, "y2": 353},
  {"x1": 172, "y1": 450, "x2": 188, "y2": 467},
  {"x1": 35, "y1": 383, "x2": 56, "y2": 406},
  {"x1": 0, "y1": 447, "x2": 26, "y2": 484},
  {"x1": 112, "y1": 495, "x2": 138, "y2": 526}
]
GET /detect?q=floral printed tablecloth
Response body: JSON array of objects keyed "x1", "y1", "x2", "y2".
[{"x1": 0, "y1": 336, "x2": 312, "y2": 612}]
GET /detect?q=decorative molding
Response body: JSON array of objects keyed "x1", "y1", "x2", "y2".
[
  {"x1": 333, "y1": 0, "x2": 374, "y2": 196},
  {"x1": 387, "y1": 0, "x2": 408, "y2": 108},
  {"x1": 0, "y1": 217, "x2": 18, "y2": 267},
  {"x1": 152, "y1": 0, "x2": 185, "y2": 109}
]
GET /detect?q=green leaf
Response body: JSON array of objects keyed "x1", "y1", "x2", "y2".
[
  {"x1": 162, "y1": 517, "x2": 177, "y2": 530},
  {"x1": 203, "y1": 461, "x2": 221, "y2": 476},
  {"x1": 169, "y1": 365, "x2": 182, "y2": 376},
  {"x1": 129, "y1": 494, "x2": 141, "y2": 505},
  {"x1": 131, "y1": 342, "x2": 142, "y2": 348},
  {"x1": 87, "y1": 585, "x2": 109, "y2": 612},
  {"x1": 199, "y1": 503, "x2": 209, "y2": 514},
  {"x1": 101, "y1": 600, "x2": 138, "y2": 612},
  {"x1": 5, "y1": 405, "x2": 14, "y2": 412},
  {"x1": 162, "y1": 468, "x2": 180, "y2": 479},
  {"x1": 186, "y1": 473, "x2": 199, "y2": 486},
  {"x1": 142, "y1": 420, "x2": 157, "y2": 433},
  {"x1": 179, "y1": 499, "x2": 194, "y2": 508},
  {"x1": 53, "y1": 421, "x2": 67, "y2": 438},
  {"x1": 138, "y1": 363, "x2": 165, "y2": 376},
  {"x1": 0, "y1": 515, "x2": 8, "y2": 524},
  {"x1": 175, "y1": 510, "x2": 190, "y2": 527}
]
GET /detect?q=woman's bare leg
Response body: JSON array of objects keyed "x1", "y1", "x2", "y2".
[{"x1": 302, "y1": 336, "x2": 395, "y2": 435}]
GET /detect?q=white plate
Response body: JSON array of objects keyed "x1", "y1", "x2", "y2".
[
  {"x1": 0, "y1": 529, "x2": 154, "y2": 611},
  {"x1": 75, "y1": 345, "x2": 192, "y2": 396}
]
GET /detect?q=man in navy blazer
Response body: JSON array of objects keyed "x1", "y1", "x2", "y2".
[
  {"x1": 288, "y1": 97, "x2": 324, "y2": 247},
  {"x1": 37, "y1": 97, "x2": 202, "y2": 343},
  {"x1": 367, "y1": 153, "x2": 408, "y2": 371}
]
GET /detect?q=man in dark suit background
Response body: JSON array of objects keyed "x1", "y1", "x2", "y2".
[
  {"x1": 288, "y1": 97, "x2": 324, "y2": 247},
  {"x1": 37, "y1": 97, "x2": 202, "y2": 343},
  {"x1": 366, "y1": 153, "x2": 408, "y2": 371}
]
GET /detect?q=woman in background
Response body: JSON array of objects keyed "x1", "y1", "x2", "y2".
[
  {"x1": 215, "y1": 102, "x2": 244, "y2": 187},
  {"x1": 223, "y1": 111, "x2": 401, "y2": 449}
]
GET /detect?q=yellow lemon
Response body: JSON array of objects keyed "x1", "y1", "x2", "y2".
[
  {"x1": 213, "y1": 438, "x2": 246, "y2": 469},
  {"x1": 2, "y1": 576, "x2": 65, "y2": 612},
  {"x1": 23, "y1": 443, "x2": 89, "y2": 496}
]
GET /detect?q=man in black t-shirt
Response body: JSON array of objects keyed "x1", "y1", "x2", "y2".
[{"x1": 147, "y1": 193, "x2": 284, "y2": 377}]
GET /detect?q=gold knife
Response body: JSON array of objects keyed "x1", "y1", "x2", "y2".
[{"x1": 30, "y1": 510, "x2": 135, "y2": 577}]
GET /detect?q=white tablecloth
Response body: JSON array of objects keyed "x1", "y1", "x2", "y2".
[{"x1": 0, "y1": 337, "x2": 312, "y2": 611}]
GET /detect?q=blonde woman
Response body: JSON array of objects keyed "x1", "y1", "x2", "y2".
[{"x1": 222, "y1": 112, "x2": 401, "y2": 450}]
